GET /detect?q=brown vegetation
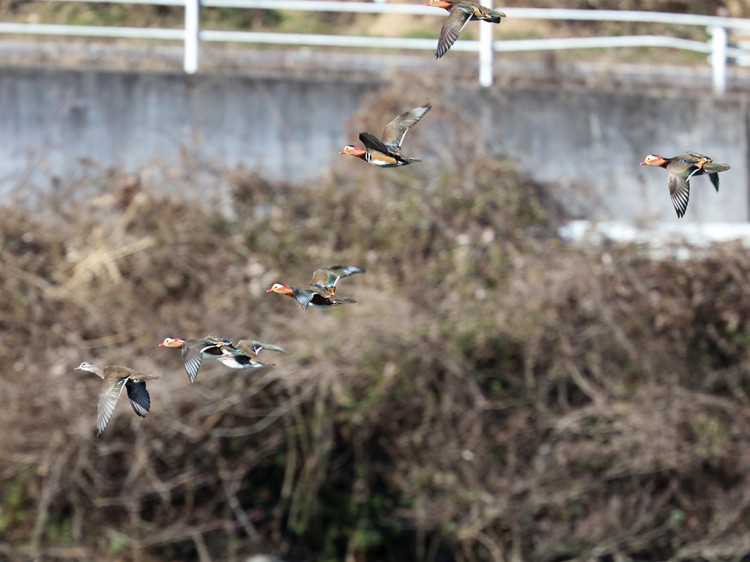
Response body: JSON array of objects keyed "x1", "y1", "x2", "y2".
[{"x1": 2, "y1": 123, "x2": 750, "y2": 562}]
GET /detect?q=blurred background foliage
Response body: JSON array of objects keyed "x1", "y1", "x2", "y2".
[
  {"x1": 2, "y1": 85, "x2": 750, "y2": 561},
  {"x1": 2, "y1": 0, "x2": 750, "y2": 558}
]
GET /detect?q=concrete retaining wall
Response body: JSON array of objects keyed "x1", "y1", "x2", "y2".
[{"x1": 1, "y1": 66, "x2": 748, "y2": 223}]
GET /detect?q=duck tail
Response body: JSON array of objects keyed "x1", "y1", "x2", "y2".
[
  {"x1": 485, "y1": 11, "x2": 505, "y2": 23},
  {"x1": 704, "y1": 162, "x2": 730, "y2": 173}
]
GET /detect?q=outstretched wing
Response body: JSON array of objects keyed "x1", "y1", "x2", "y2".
[
  {"x1": 708, "y1": 173, "x2": 720, "y2": 192},
  {"x1": 436, "y1": 8, "x2": 472, "y2": 59},
  {"x1": 237, "y1": 340, "x2": 288, "y2": 355},
  {"x1": 704, "y1": 163, "x2": 729, "y2": 192},
  {"x1": 182, "y1": 344, "x2": 204, "y2": 383},
  {"x1": 125, "y1": 380, "x2": 151, "y2": 418},
  {"x1": 668, "y1": 174, "x2": 691, "y2": 218},
  {"x1": 310, "y1": 265, "x2": 366, "y2": 291},
  {"x1": 204, "y1": 335, "x2": 233, "y2": 346},
  {"x1": 292, "y1": 288, "x2": 313, "y2": 310},
  {"x1": 96, "y1": 376, "x2": 128, "y2": 436},
  {"x1": 684, "y1": 152, "x2": 712, "y2": 163},
  {"x1": 359, "y1": 132, "x2": 394, "y2": 157},
  {"x1": 380, "y1": 105, "x2": 431, "y2": 152}
]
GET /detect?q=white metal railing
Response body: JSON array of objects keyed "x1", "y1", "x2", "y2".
[{"x1": 1, "y1": 1, "x2": 750, "y2": 93}]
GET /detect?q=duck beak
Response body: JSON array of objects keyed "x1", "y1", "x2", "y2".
[
  {"x1": 338, "y1": 149, "x2": 347, "y2": 155},
  {"x1": 639, "y1": 161, "x2": 647, "y2": 166}
]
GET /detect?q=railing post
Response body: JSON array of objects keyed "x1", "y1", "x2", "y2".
[
  {"x1": 184, "y1": 0, "x2": 200, "y2": 74},
  {"x1": 709, "y1": 6, "x2": 728, "y2": 96},
  {"x1": 479, "y1": 0, "x2": 494, "y2": 87}
]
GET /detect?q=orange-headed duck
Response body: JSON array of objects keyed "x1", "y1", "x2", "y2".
[
  {"x1": 340, "y1": 105, "x2": 430, "y2": 168},
  {"x1": 427, "y1": 0, "x2": 505, "y2": 58},
  {"x1": 267, "y1": 265, "x2": 365, "y2": 310},
  {"x1": 641, "y1": 152, "x2": 730, "y2": 218}
]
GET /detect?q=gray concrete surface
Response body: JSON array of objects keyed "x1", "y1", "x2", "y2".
[
  {"x1": 468, "y1": 85, "x2": 750, "y2": 223},
  {"x1": 1, "y1": 61, "x2": 748, "y2": 223},
  {"x1": 1, "y1": 67, "x2": 373, "y2": 185}
]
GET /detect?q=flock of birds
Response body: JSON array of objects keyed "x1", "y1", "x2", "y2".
[
  {"x1": 75, "y1": 0, "x2": 731, "y2": 436},
  {"x1": 75, "y1": 266, "x2": 366, "y2": 436}
]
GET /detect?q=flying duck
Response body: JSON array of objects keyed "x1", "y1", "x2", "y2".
[
  {"x1": 75, "y1": 361, "x2": 159, "y2": 436},
  {"x1": 159, "y1": 335, "x2": 233, "y2": 383},
  {"x1": 267, "y1": 265, "x2": 365, "y2": 310},
  {"x1": 216, "y1": 339, "x2": 288, "y2": 370},
  {"x1": 640, "y1": 152, "x2": 730, "y2": 218},
  {"x1": 339, "y1": 105, "x2": 431, "y2": 168},
  {"x1": 427, "y1": 0, "x2": 505, "y2": 59}
]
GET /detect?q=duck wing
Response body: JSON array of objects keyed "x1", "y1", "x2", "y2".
[
  {"x1": 668, "y1": 174, "x2": 691, "y2": 218},
  {"x1": 359, "y1": 132, "x2": 394, "y2": 157},
  {"x1": 236, "y1": 339, "x2": 288, "y2": 355},
  {"x1": 125, "y1": 380, "x2": 151, "y2": 418},
  {"x1": 436, "y1": 7, "x2": 473, "y2": 59},
  {"x1": 380, "y1": 105, "x2": 431, "y2": 152},
  {"x1": 683, "y1": 151, "x2": 712, "y2": 163},
  {"x1": 204, "y1": 335, "x2": 233, "y2": 346},
  {"x1": 703, "y1": 162, "x2": 730, "y2": 192},
  {"x1": 97, "y1": 376, "x2": 129, "y2": 436},
  {"x1": 310, "y1": 265, "x2": 366, "y2": 292},
  {"x1": 708, "y1": 173, "x2": 720, "y2": 192},
  {"x1": 308, "y1": 286, "x2": 338, "y2": 308},
  {"x1": 291, "y1": 287, "x2": 313, "y2": 310},
  {"x1": 182, "y1": 343, "x2": 205, "y2": 383}
]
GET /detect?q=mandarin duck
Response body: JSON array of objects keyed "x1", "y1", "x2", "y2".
[
  {"x1": 339, "y1": 105, "x2": 430, "y2": 168},
  {"x1": 427, "y1": 0, "x2": 506, "y2": 59},
  {"x1": 640, "y1": 152, "x2": 730, "y2": 218},
  {"x1": 267, "y1": 265, "x2": 365, "y2": 310},
  {"x1": 216, "y1": 339, "x2": 288, "y2": 370},
  {"x1": 159, "y1": 335, "x2": 233, "y2": 383},
  {"x1": 75, "y1": 361, "x2": 159, "y2": 436}
]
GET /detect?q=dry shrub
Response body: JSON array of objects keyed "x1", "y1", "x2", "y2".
[{"x1": 2, "y1": 146, "x2": 750, "y2": 562}]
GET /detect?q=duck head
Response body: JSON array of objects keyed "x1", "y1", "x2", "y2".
[
  {"x1": 75, "y1": 361, "x2": 98, "y2": 373},
  {"x1": 427, "y1": 0, "x2": 453, "y2": 8},
  {"x1": 641, "y1": 154, "x2": 668, "y2": 167},
  {"x1": 267, "y1": 283, "x2": 295, "y2": 297},
  {"x1": 339, "y1": 145, "x2": 367, "y2": 158},
  {"x1": 159, "y1": 337, "x2": 186, "y2": 348}
]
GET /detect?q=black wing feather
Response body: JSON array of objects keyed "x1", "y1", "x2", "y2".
[
  {"x1": 359, "y1": 132, "x2": 394, "y2": 156},
  {"x1": 125, "y1": 380, "x2": 151, "y2": 418}
]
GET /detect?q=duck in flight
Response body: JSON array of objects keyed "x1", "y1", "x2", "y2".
[
  {"x1": 339, "y1": 105, "x2": 431, "y2": 168},
  {"x1": 640, "y1": 152, "x2": 730, "y2": 218},
  {"x1": 74, "y1": 361, "x2": 159, "y2": 436},
  {"x1": 267, "y1": 265, "x2": 366, "y2": 310},
  {"x1": 427, "y1": 0, "x2": 506, "y2": 59}
]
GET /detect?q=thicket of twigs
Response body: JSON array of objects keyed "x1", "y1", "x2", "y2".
[{"x1": 2, "y1": 130, "x2": 750, "y2": 562}]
